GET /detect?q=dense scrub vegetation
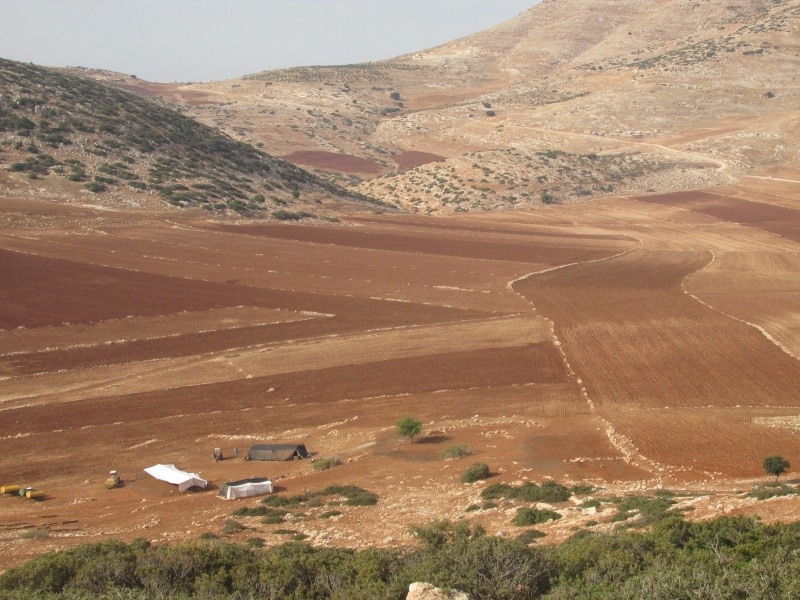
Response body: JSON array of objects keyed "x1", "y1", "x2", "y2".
[
  {"x1": 0, "y1": 58, "x2": 384, "y2": 213},
  {"x1": 3, "y1": 516, "x2": 800, "y2": 598}
]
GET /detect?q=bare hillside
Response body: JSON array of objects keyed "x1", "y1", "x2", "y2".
[{"x1": 111, "y1": 0, "x2": 799, "y2": 214}]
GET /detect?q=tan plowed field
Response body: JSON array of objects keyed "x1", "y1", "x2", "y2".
[{"x1": 3, "y1": 178, "x2": 800, "y2": 567}]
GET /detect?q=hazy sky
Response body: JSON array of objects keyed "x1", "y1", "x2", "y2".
[{"x1": 1, "y1": 1, "x2": 539, "y2": 83}]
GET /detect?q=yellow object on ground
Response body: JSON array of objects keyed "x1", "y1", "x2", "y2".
[
  {"x1": 26, "y1": 490, "x2": 44, "y2": 499},
  {"x1": 1, "y1": 485, "x2": 21, "y2": 494}
]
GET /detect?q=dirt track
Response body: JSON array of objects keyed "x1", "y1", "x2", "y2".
[{"x1": 3, "y1": 178, "x2": 800, "y2": 568}]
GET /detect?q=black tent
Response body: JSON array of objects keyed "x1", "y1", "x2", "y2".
[{"x1": 246, "y1": 444, "x2": 309, "y2": 461}]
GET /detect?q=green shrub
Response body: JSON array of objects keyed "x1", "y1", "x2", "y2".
[
  {"x1": 222, "y1": 519, "x2": 247, "y2": 534},
  {"x1": 19, "y1": 528, "x2": 49, "y2": 540},
  {"x1": 319, "y1": 510, "x2": 343, "y2": 519},
  {"x1": 442, "y1": 444, "x2": 474, "y2": 460},
  {"x1": 512, "y1": 508, "x2": 562, "y2": 527},
  {"x1": 611, "y1": 495, "x2": 683, "y2": 527},
  {"x1": 461, "y1": 463, "x2": 490, "y2": 483},
  {"x1": 313, "y1": 456, "x2": 341, "y2": 471},
  {"x1": 246, "y1": 537, "x2": 265, "y2": 548},
  {"x1": 83, "y1": 181, "x2": 106, "y2": 193},
  {"x1": 482, "y1": 481, "x2": 571, "y2": 503},
  {"x1": 748, "y1": 484, "x2": 799, "y2": 500},
  {"x1": 516, "y1": 529, "x2": 547, "y2": 544}
]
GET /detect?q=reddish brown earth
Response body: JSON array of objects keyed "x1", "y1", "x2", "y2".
[
  {"x1": 279, "y1": 151, "x2": 385, "y2": 174},
  {"x1": 393, "y1": 151, "x2": 446, "y2": 170},
  {"x1": 3, "y1": 177, "x2": 800, "y2": 568}
]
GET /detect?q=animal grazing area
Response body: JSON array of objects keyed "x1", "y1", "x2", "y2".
[{"x1": 3, "y1": 175, "x2": 800, "y2": 570}]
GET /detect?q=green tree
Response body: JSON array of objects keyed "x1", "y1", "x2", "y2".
[
  {"x1": 390, "y1": 91, "x2": 401, "y2": 101},
  {"x1": 763, "y1": 455, "x2": 790, "y2": 480},
  {"x1": 396, "y1": 415, "x2": 422, "y2": 443}
]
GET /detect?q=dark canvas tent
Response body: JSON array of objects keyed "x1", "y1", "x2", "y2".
[
  {"x1": 218, "y1": 477, "x2": 272, "y2": 500},
  {"x1": 246, "y1": 444, "x2": 309, "y2": 461}
]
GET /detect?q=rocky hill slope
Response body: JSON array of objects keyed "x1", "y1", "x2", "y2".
[
  {"x1": 119, "y1": 0, "x2": 799, "y2": 214},
  {"x1": 0, "y1": 58, "x2": 389, "y2": 216}
]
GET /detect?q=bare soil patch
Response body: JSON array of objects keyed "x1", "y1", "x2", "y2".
[
  {"x1": 280, "y1": 151, "x2": 384, "y2": 174},
  {"x1": 393, "y1": 151, "x2": 446, "y2": 170}
]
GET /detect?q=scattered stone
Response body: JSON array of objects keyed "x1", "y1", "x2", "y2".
[{"x1": 407, "y1": 582, "x2": 472, "y2": 600}]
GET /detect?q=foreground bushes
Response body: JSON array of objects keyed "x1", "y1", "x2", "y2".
[{"x1": 3, "y1": 516, "x2": 800, "y2": 598}]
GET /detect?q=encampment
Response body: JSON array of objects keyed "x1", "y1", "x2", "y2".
[
  {"x1": 246, "y1": 444, "x2": 309, "y2": 461},
  {"x1": 144, "y1": 464, "x2": 207, "y2": 492},
  {"x1": 218, "y1": 477, "x2": 273, "y2": 500}
]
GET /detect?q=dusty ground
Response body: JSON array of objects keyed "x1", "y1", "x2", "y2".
[{"x1": 3, "y1": 173, "x2": 800, "y2": 569}]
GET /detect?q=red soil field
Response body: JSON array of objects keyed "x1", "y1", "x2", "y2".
[
  {"x1": 393, "y1": 150, "x2": 446, "y2": 170},
  {"x1": 279, "y1": 150, "x2": 384, "y2": 173},
  {"x1": 3, "y1": 180, "x2": 800, "y2": 568},
  {"x1": 636, "y1": 191, "x2": 800, "y2": 243}
]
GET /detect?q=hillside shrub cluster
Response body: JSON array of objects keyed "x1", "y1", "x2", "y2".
[
  {"x1": 3, "y1": 516, "x2": 800, "y2": 598},
  {"x1": 0, "y1": 58, "x2": 385, "y2": 212},
  {"x1": 482, "y1": 480, "x2": 572, "y2": 503}
]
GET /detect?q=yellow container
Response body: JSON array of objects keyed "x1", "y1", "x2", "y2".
[
  {"x1": 26, "y1": 490, "x2": 44, "y2": 499},
  {"x1": 1, "y1": 485, "x2": 20, "y2": 494}
]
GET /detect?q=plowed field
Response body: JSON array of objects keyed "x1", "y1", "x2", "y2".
[{"x1": 3, "y1": 176, "x2": 800, "y2": 568}]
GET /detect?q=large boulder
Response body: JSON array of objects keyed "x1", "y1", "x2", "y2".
[{"x1": 407, "y1": 582, "x2": 472, "y2": 600}]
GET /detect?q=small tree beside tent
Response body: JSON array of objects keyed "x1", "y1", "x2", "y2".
[
  {"x1": 396, "y1": 415, "x2": 422, "y2": 443},
  {"x1": 763, "y1": 455, "x2": 790, "y2": 480}
]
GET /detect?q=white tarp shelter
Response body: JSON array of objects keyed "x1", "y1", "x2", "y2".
[
  {"x1": 218, "y1": 477, "x2": 273, "y2": 500},
  {"x1": 144, "y1": 464, "x2": 207, "y2": 492}
]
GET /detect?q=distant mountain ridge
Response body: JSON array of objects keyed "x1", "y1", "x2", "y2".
[{"x1": 22, "y1": 0, "x2": 800, "y2": 215}]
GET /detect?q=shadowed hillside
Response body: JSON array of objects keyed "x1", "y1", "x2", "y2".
[{"x1": 0, "y1": 58, "x2": 390, "y2": 216}]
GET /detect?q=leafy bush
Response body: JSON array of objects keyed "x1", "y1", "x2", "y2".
[
  {"x1": 19, "y1": 528, "x2": 49, "y2": 540},
  {"x1": 513, "y1": 508, "x2": 562, "y2": 527},
  {"x1": 461, "y1": 463, "x2": 490, "y2": 483},
  {"x1": 611, "y1": 495, "x2": 683, "y2": 527},
  {"x1": 319, "y1": 510, "x2": 342, "y2": 519},
  {"x1": 5, "y1": 516, "x2": 800, "y2": 598},
  {"x1": 442, "y1": 444, "x2": 474, "y2": 460},
  {"x1": 222, "y1": 519, "x2": 247, "y2": 534},
  {"x1": 516, "y1": 529, "x2": 547, "y2": 544},
  {"x1": 748, "y1": 484, "x2": 800, "y2": 500},
  {"x1": 312, "y1": 456, "x2": 341, "y2": 471},
  {"x1": 83, "y1": 181, "x2": 106, "y2": 193},
  {"x1": 482, "y1": 481, "x2": 571, "y2": 503}
]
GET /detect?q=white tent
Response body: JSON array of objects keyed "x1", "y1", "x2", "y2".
[
  {"x1": 144, "y1": 464, "x2": 207, "y2": 492},
  {"x1": 218, "y1": 477, "x2": 273, "y2": 500}
]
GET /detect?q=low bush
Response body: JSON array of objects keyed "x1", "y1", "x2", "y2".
[
  {"x1": 611, "y1": 495, "x2": 683, "y2": 527},
  {"x1": 83, "y1": 181, "x2": 106, "y2": 193},
  {"x1": 312, "y1": 456, "x2": 341, "y2": 471},
  {"x1": 748, "y1": 484, "x2": 800, "y2": 500},
  {"x1": 442, "y1": 444, "x2": 474, "y2": 460},
  {"x1": 482, "y1": 480, "x2": 571, "y2": 503},
  {"x1": 222, "y1": 519, "x2": 247, "y2": 534},
  {"x1": 516, "y1": 529, "x2": 547, "y2": 544},
  {"x1": 461, "y1": 463, "x2": 490, "y2": 483},
  {"x1": 4, "y1": 516, "x2": 800, "y2": 598},
  {"x1": 319, "y1": 510, "x2": 342, "y2": 519},
  {"x1": 513, "y1": 508, "x2": 562, "y2": 527}
]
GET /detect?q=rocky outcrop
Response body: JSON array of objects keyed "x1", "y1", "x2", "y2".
[{"x1": 407, "y1": 582, "x2": 472, "y2": 600}]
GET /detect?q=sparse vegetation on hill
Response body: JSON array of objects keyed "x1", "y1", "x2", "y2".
[{"x1": 0, "y1": 58, "x2": 383, "y2": 214}]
